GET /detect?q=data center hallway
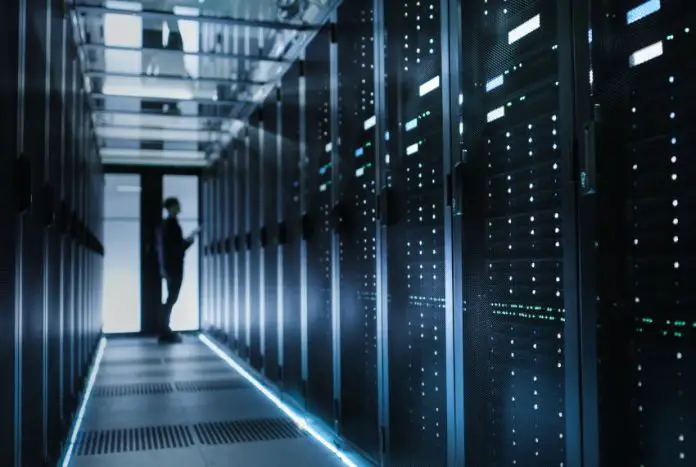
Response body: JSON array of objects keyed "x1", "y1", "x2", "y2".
[{"x1": 69, "y1": 336, "x2": 344, "y2": 467}]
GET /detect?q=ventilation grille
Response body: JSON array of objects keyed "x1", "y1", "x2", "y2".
[
  {"x1": 164, "y1": 355, "x2": 222, "y2": 364},
  {"x1": 101, "y1": 357, "x2": 164, "y2": 366},
  {"x1": 75, "y1": 425, "x2": 194, "y2": 455},
  {"x1": 93, "y1": 379, "x2": 247, "y2": 397},
  {"x1": 193, "y1": 418, "x2": 305, "y2": 445},
  {"x1": 174, "y1": 379, "x2": 249, "y2": 393},
  {"x1": 93, "y1": 383, "x2": 174, "y2": 397}
]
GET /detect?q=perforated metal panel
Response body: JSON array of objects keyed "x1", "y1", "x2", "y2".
[
  {"x1": 249, "y1": 109, "x2": 263, "y2": 371},
  {"x1": 75, "y1": 425, "x2": 195, "y2": 455},
  {"x1": 193, "y1": 418, "x2": 304, "y2": 445},
  {"x1": 280, "y1": 63, "x2": 304, "y2": 401},
  {"x1": 336, "y1": 0, "x2": 379, "y2": 459},
  {"x1": 459, "y1": 1, "x2": 567, "y2": 465},
  {"x1": 262, "y1": 90, "x2": 280, "y2": 382},
  {"x1": 383, "y1": 1, "x2": 448, "y2": 464},
  {"x1": 588, "y1": 0, "x2": 696, "y2": 465},
  {"x1": 303, "y1": 25, "x2": 335, "y2": 425},
  {"x1": 238, "y1": 133, "x2": 250, "y2": 358}
]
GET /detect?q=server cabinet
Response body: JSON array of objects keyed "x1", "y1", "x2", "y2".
[
  {"x1": 21, "y1": 1, "x2": 49, "y2": 462},
  {"x1": 582, "y1": 1, "x2": 696, "y2": 465},
  {"x1": 221, "y1": 155, "x2": 232, "y2": 341},
  {"x1": 46, "y1": 2, "x2": 67, "y2": 459},
  {"x1": 238, "y1": 128, "x2": 251, "y2": 359},
  {"x1": 303, "y1": 26, "x2": 335, "y2": 426},
  {"x1": 280, "y1": 63, "x2": 304, "y2": 402},
  {"x1": 262, "y1": 89, "x2": 281, "y2": 382},
  {"x1": 249, "y1": 110, "x2": 264, "y2": 370},
  {"x1": 229, "y1": 141, "x2": 242, "y2": 348},
  {"x1": 381, "y1": 0, "x2": 450, "y2": 464},
  {"x1": 458, "y1": 0, "x2": 574, "y2": 465},
  {"x1": 201, "y1": 173, "x2": 210, "y2": 329},
  {"x1": 335, "y1": 0, "x2": 379, "y2": 459},
  {"x1": 0, "y1": 0, "x2": 22, "y2": 463},
  {"x1": 213, "y1": 161, "x2": 223, "y2": 333}
]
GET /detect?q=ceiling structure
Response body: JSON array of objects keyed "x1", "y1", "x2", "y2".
[{"x1": 71, "y1": 0, "x2": 340, "y2": 166}]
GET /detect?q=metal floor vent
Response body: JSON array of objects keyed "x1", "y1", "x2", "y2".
[
  {"x1": 164, "y1": 354, "x2": 222, "y2": 364},
  {"x1": 92, "y1": 382, "x2": 174, "y2": 397},
  {"x1": 174, "y1": 379, "x2": 249, "y2": 393},
  {"x1": 193, "y1": 418, "x2": 305, "y2": 446},
  {"x1": 75, "y1": 425, "x2": 194, "y2": 456},
  {"x1": 101, "y1": 357, "x2": 164, "y2": 366}
]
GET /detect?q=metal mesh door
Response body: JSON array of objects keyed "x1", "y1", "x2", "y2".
[
  {"x1": 336, "y1": 0, "x2": 379, "y2": 459},
  {"x1": 460, "y1": 0, "x2": 567, "y2": 465},
  {"x1": 383, "y1": 1, "x2": 449, "y2": 464},
  {"x1": 587, "y1": 0, "x2": 696, "y2": 464},
  {"x1": 249, "y1": 110, "x2": 263, "y2": 370},
  {"x1": 304, "y1": 25, "x2": 335, "y2": 425},
  {"x1": 280, "y1": 62, "x2": 304, "y2": 402}
]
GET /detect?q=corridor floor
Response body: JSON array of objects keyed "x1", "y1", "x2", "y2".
[{"x1": 68, "y1": 335, "x2": 344, "y2": 467}]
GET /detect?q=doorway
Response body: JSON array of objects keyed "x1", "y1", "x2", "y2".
[{"x1": 101, "y1": 170, "x2": 200, "y2": 335}]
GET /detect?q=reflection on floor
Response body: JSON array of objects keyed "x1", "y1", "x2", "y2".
[{"x1": 69, "y1": 336, "x2": 343, "y2": 467}]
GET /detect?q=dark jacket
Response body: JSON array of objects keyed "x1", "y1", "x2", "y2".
[{"x1": 156, "y1": 217, "x2": 193, "y2": 277}]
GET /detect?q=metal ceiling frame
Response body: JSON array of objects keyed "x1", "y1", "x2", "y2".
[
  {"x1": 93, "y1": 108, "x2": 232, "y2": 121},
  {"x1": 94, "y1": 123, "x2": 228, "y2": 134},
  {"x1": 85, "y1": 69, "x2": 269, "y2": 86},
  {"x1": 81, "y1": 43, "x2": 290, "y2": 64},
  {"x1": 73, "y1": 4, "x2": 319, "y2": 31},
  {"x1": 91, "y1": 92, "x2": 250, "y2": 106}
]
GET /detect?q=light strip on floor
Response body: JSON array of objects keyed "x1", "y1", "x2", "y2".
[
  {"x1": 198, "y1": 334, "x2": 358, "y2": 467},
  {"x1": 60, "y1": 337, "x2": 108, "y2": 467}
]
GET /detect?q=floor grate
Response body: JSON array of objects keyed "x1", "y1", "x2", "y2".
[
  {"x1": 92, "y1": 382, "x2": 174, "y2": 397},
  {"x1": 100, "y1": 357, "x2": 164, "y2": 366},
  {"x1": 174, "y1": 379, "x2": 249, "y2": 393},
  {"x1": 75, "y1": 425, "x2": 194, "y2": 455},
  {"x1": 193, "y1": 418, "x2": 305, "y2": 446},
  {"x1": 164, "y1": 355, "x2": 222, "y2": 364}
]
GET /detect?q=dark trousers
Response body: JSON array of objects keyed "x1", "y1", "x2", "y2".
[{"x1": 161, "y1": 273, "x2": 183, "y2": 334}]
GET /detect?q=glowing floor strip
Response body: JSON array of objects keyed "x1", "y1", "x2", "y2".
[
  {"x1": 198, "y1": 334, "x2": 358, "y2": 467},
  {"x1": 60, "y1": 337, "x2": 108, "y2": 467}
]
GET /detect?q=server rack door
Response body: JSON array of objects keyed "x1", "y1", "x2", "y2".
[
  {"x1": 230, "y1": 142, "x2": 241, "y2": 348},
  {"x1": 46, "y1": 0, "x2": 66, "y2": 459},
  {"x1": 459, "y1": 0, "x2": 572, "y2": 465},
  {"x1": 201, "y1": 175, "x2": 208, "y2": 328},
  {"x1": 280, "y1": 63, "x2": 304, "y2": 402},
  {"x1": 583, "y1": 1, "x2": 696, "y2": 465},
  {"x1": 303, "y1": 25, "x2": 335, "y2": 426},
  {"x1": 221, "y1": 157, "x2": 232, "y2": 342},
  {"x1": 213, "y1": 163, "x2": 222, "y2": 332},
  {"x1": 381, "y1": 0, "x2": 450, "y2": 463},
  {"x1": 0, "y1": 0, "x2": 21, "y2": 463},
  {"x1": 21, "y1": 1, "x2": 49, "y2": 462},
  {"x1": 248, "y1": 111, "x2": 264, "y2": 370},
  {"x1": 335, "y1": 0, "x2": 379, "y2": 459},
  {"x1": 238, "y1": 131, "x2": 250, "y2": 359},
  {"x1": 218, "y1": 160, "x2": 226, "y2": 334},
  {"x1": 263, "y1": 90, "x2": 280, "y2": 382}
]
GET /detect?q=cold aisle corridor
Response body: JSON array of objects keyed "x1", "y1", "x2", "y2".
[{"x1": 66, "y1": 336, "x2": 344, "y2": 467}]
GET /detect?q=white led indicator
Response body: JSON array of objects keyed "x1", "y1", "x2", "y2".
[
  {"x1": 419, "y1": 76, "x2": 440, "y2": 96},
  {"x1": 406, "y1": 143, "x2": 419, "y2": 155},
  {"x1": 629, "y1": 41, "x2": 663, "y2": 67},
  {"x1": 508, "y1": 14, "x2": 541, "y2": 44},
  {"x1": 487, "y1": 106, "x2": 505, "y2": 122},
  {"x1": 406, "y1": 118, "x2": 419, "y2": 131},
  {"x1": 325, "y1": 142, "x2": 333, "y2": 153},
  {"x1": 486, "y1": 74, "x2": 504, "y2": 92},
  {"x1": 627, "y1": 0, "x2": 661, "y2": 24},
  {"x1": 363, "y1": 115, "x2": 376, "y2": 130}
]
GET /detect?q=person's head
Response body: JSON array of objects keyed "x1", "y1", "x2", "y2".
[{"x1": 163, "y1": 197, "x2": 181, "y2": 217}]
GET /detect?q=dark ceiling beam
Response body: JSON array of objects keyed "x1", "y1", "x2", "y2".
[
  {"x1": 73, "y1": 4, "x2": 318, "y2": 31},
  {"x1": 85, "y1": 69, "x2": 267, "y2": 86},
  {"x1": 81, "y1": 43, "x2": 289, "y2": 64},
  {"x1": 91, "y1": 92, "x2": 248, "y2": 106}
]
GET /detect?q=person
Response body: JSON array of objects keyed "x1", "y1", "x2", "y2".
[{"x1": 156, "y1": 197, "x2": 199, "y2": 343}]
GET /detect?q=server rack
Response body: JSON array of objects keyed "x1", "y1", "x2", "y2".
[
  {"x1": 335, "y1": 0, "x2": 380, "y2": 460},
  {"x1": 249, "y1": 110, "x2": 264, "y2": 371},
  {"x1": 279, "y1": 62, "x2": 305, "y2": 403},
  {"x1": 262, "y1": 88, "x2": 281, "y2": 383},
  {"x1": 303, "y1": 25, "x2": 336, "y2": 427}
]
